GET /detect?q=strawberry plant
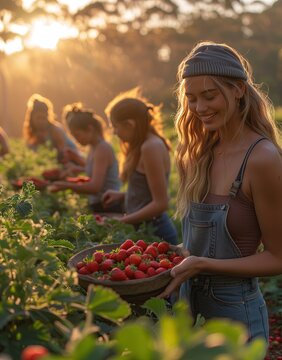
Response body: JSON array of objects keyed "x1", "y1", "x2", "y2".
[{"x1": 0, "y1": 186, "x2": 131, "y2": 359}]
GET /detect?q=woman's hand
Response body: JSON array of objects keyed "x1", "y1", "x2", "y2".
[
  {"x1": 60, "y1": 163, "x2": 84, "y2": 178},
  {"x1": 159, "y1": 255, "x2": 204, "y2": 299},
  {"x1": 102, "y1": 190, "x2": 124, "y2": 207}
]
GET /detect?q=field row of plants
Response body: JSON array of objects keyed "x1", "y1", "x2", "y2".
[{"x1": 0, "y1": 141, "x2": 281, "y2": 360}]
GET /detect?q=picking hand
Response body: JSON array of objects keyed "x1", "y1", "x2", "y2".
[
  {"x1": 159, "y1": 255, "x2": 202, "y2": 299},
  {"x1": 102, "y1": 190, "x2": 124, "y2": 207}
]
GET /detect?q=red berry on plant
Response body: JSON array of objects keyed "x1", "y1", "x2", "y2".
[{"x1": 21, "y1": 345, "x2": 49, "y2": 360}]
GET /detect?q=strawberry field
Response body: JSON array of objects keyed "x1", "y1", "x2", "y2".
[{"x1": 0, "y1": 141, "x2": 281, "y2": 360}]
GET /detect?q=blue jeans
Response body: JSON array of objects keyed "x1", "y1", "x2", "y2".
[
  {"x1": 136, "y1": 213, "x2": 178, "y2": 245},
  {"x1": 188, "y1": 276, "x2": 269, "y2": 342}
]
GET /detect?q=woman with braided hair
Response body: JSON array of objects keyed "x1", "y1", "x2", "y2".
[{"x1": 50, "y1": 103, "x2": 122, "y2": 214}]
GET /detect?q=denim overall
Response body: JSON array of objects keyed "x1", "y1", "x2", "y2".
[{"x1": 180, "y1": 138, "x2": 269, "y2": 341}]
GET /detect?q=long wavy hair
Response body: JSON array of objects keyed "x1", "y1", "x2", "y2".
[
  {"x1": 175, "y1": 41, "x2": 282, "y2": 218},
  {"x1": 23, "y1": 93, "x2": 58, "y2": 145},
  {"x1": 105, "y1": 88, "x2": 171, "y2": 182}
]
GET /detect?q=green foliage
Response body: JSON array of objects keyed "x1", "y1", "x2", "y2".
[
  {"x1": 259, "y1": 275, "x2": 282, "y2": 315},
  {"x1": 0, "y1": 121, "x2": 278, "y2": 360},
  {"x1": 86, "y1": 285, "x2": 131, "y2": 324},
  {"x1": 0, "y1": 188, "x2": 131, "y2": 358},
  {"x1": 0, "y1": 140, "x2": 58, "y2": 181}
]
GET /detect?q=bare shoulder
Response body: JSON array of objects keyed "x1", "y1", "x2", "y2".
[
  {"x1": 249, "y1": 139, "x2": 282, "y2": 172},
  {"x1": 141, "y1": 135, "x2": 167, "y2": 155},
  {"x1": 95, "y1": 140, "x2": 114, "y2": 158}
]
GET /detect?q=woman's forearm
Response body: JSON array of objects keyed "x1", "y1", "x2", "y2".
[
  {"x1": 201, "y1": 250, "x2": 282, "y2": 277},
  {"x1": 66, "y1": 182, "x2": 100, "y2": 194},
  {"x1": 121, "y1": 200, "x2": 168, "y2": 224}
]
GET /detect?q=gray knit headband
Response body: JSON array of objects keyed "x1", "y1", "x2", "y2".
[{"x1": 182, "y1": 44, "x2": 247, "y2": 81}]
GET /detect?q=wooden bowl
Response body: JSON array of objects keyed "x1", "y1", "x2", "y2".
[{"x1": 68, "y1": 243, "x2": 172, "y2": 305}]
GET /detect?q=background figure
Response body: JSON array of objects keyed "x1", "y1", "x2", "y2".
[
  {"x1": 160, "y1": 41, "x2": 282, "y2": 344},
  {"x1": 102, "y1": 88, "x2": 178, "y2": 245},
  {"x1": 50, "y1": 103, "x2": 122, "y2": 214},
  {"x1": 23, "y1": 93, "x2": 78, "y2": 163},
  {"x1": 0, "y1": 127, "x2": 9, "y2": 157}
]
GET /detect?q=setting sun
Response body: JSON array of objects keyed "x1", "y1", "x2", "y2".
[{"x1": 24, "y1": 18, "x2": 78, "y2": 50}]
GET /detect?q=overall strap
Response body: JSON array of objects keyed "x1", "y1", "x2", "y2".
[{"x1": 229, "y1": 137, "x2": 267, "y2": 198}]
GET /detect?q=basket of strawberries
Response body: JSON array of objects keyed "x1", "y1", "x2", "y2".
[{"x1": 68, "y1": 239, "x2": 185, "y2": 305}]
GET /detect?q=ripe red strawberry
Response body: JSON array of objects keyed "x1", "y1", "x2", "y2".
[
  {"x1": 126, "y1": 245, "x2": 143, "y2": 256},
  {"x1": 141, "y1": 253, "x2": 153, "y2": 261},
  {"x1": 134, "y1": 270, "x2": 147, "y2": 279},
  {"x1": 129, "y1": 253, "x2": 142, "y2": 266},
  {"x1": 86, "y1": 261, "x2": 99, "y2": 273},
  {"x1": 100, "y1": 259, "x2": 114, "y2": 272},
  {"x1": 138, "y1": 260, "x2": 150, "y2": 272},
  {"x1": 110, "y1": 268, "x2": 127, "y2": 281},
  {"x1": 93, "y1": 251, "x2": 105, "y2": 264},
  {"x1": 157, "y1": 241, "x2": 170, "y2": 254},
  {"x1": 144, "y1": 245, "x2": 158, "y2": 258},
  {"x1": 125, "y1": 264, "x2": 137, "y2": 279},
  {"x1": 149, "y1": 260, "x2": 160, "y2": 269},
  {"x1": 136, "y1": 239, "x2": 147, "y2": 251},
  {"x1": 151, "y1": 241, "x2": 159, "y2": 247},
  {"x1": 21, "y1": 345, "x2": 49, "y2": 360},
  {"x1": 115, "y1": 249, "x2": 127, "y2": 262},
  {"x1": 159, "y1": 259, "x2": 173, "y2": 269},
  {"x1": 120, "y1": 239, "x2": 135, "y2": 250},
  {"x1": 94, "y1": 214, "x2": 104, "y2": 224},
  {"x1": 172, "y1": 256, "x2": 185, "y2": 265},
  {"x1": 109, "y1": 252, "x2": 117, "y2": 261},
  {"x1": 155, "y1": 267, "x2": 167, "y2": 274},
  {"x1": 146, "y1": 267, "x2": 156, "y2": 277},
  {"x1": 168, "y1": 252, "x2": 177, "y2": 261},
  {"x1": 78, "y1": 266, "x2": 91, "y2": 275},
  {"x1": 124, "y1": 257, "x2": 130, "y2": 266},
  {"x1": 76, "y1": 261, "x2": 85, "y2": 270}
]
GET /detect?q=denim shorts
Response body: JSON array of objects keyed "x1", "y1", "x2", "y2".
[{"x1": 188, "y1": 276, "x2": 269, "y2": 342}]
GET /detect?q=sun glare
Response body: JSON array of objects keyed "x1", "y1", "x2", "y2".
[{"x1": 25, "y1": 18, "x2": 78, "y2": 50}]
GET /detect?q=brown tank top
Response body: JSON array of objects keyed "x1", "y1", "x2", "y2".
[{"x1": 204, "y1": 137, "x2": 267, "y2": 257}]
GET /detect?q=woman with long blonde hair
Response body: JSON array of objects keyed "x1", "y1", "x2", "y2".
[
  {"x1": 102, "y1": 88, "x2": 178, "y2": 244},
  {"x1": 161, "y1": 41, "x2": 282, "y2": 343}
]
